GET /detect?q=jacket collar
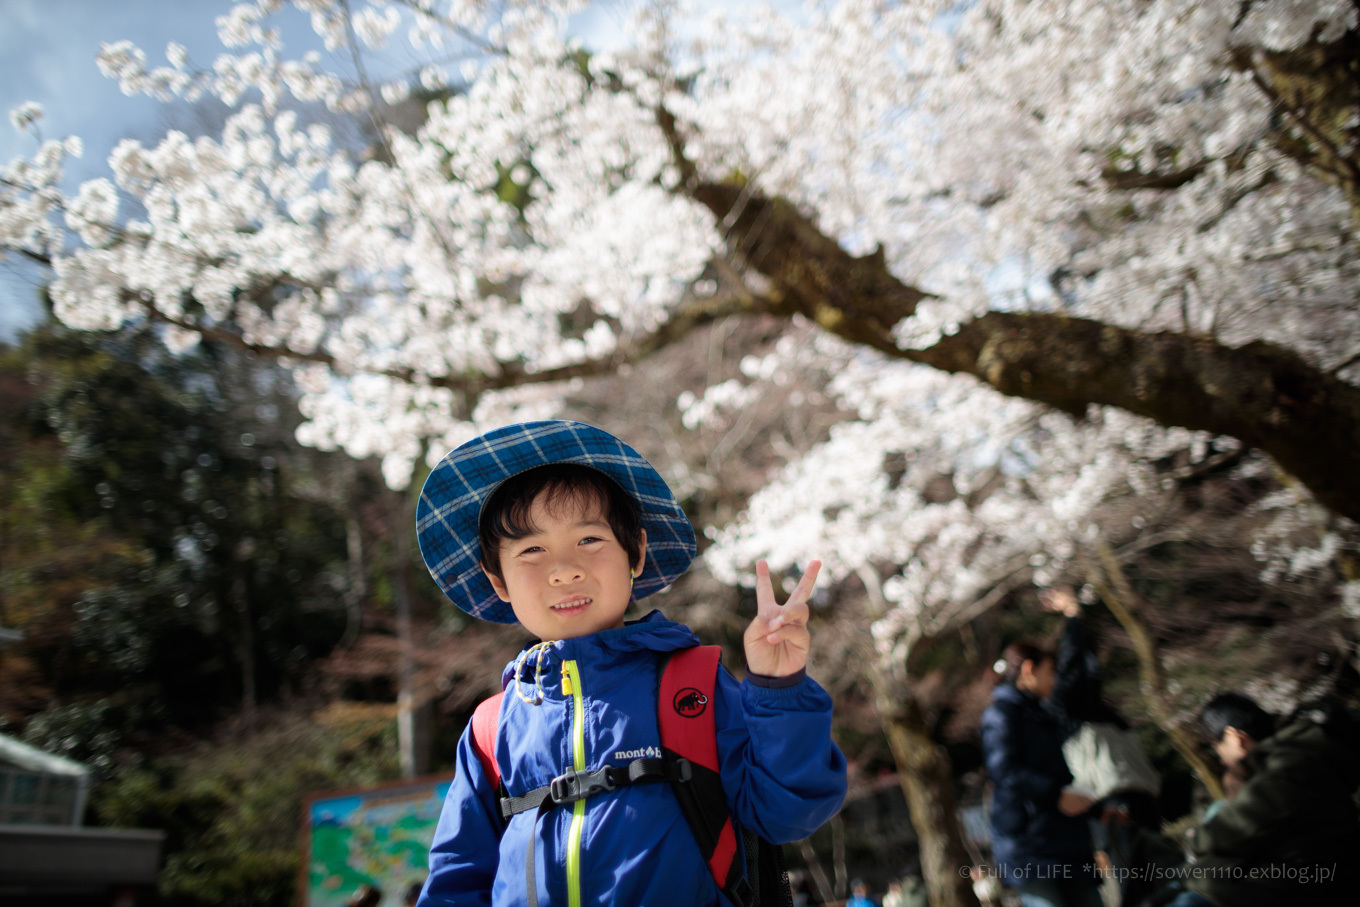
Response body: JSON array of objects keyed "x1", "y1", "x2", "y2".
[
  {"x1": 500, "y1": 609, "x2": 699, "y2": 688},
  {"x1": 992, "y1": 682, "x2": 1041, "y2": 707}
]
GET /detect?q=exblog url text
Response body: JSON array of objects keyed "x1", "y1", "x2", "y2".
[{"x1": 964, "y1": 864, "x2": 1337, "y2": 885}]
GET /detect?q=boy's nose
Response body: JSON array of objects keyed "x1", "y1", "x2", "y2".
[{"x1": 549, "y1": 559, "x2": 584, "y2": 584}]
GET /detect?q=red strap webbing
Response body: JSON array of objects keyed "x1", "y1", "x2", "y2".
[
  {"x1": 659, "y1": 645, "x2": 741, "y2": 893},
  {"x1": 471, "y1": 691, "x2": 504, "y2": 789}
]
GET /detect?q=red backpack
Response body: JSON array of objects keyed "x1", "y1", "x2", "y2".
[{"x1": 469, "y1": 645, "x2": 791, "y2": 907}]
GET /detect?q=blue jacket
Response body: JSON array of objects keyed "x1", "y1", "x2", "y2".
[
  {"x1": 980, "y1": 683, "x2": 1094, "y2": 884},
  {"x1": 419, "y1": 611, "x2": 847, "y2": 906}
]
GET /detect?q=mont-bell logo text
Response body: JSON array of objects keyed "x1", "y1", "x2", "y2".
[
  {"x1": 613, "y1": 746, "x2": 661, "y2": 760},
  {"x1": 673, "y1": 687, "x2": 709, "y2": 717}
]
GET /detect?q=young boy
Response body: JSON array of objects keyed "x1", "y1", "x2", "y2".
[{"x1": 414, "y1": 421, "x2": 846, "y2": 906}]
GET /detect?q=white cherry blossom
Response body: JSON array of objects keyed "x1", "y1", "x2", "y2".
[{"x1": 2, "y1": 0, "x2": 1356, "y2": 667}]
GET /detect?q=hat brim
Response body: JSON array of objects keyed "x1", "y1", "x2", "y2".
[{"x1": 416, "y1": 421, "x2": 697, "y2": 624}]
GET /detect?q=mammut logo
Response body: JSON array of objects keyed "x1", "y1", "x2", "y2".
[
  {"x1": 613, "y1": 746, "x2": 661, "y2": 760},
  {"x1": 673, "y1": 687, "x2": 709, "y2": 717}
]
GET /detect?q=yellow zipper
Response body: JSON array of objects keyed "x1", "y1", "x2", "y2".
[{"x1": 563, "y1": 659, "x2": 586, "y2": 907}]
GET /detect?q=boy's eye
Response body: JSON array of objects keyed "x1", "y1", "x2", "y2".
[{"x1": 579, "y1": 536, "x2": 604, "y2": 545}]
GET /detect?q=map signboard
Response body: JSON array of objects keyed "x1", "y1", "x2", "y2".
[{"x1": 301, "y1": 775, "x2": 453, "y2": 907}]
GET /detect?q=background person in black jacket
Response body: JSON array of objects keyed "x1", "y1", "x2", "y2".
[
  {"x1": 981, "y1": 641, "x2": 1103, "y2": 907},
  {"x1": 1043, "y1": 585, "x2": 1178, "y2": 907},
  {"x1": 1151, "y1": 693, "x2": 1360, "y2": 907}
]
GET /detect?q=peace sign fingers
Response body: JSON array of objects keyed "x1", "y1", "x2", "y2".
[{"x1": 745, "y1": 558, "x2": 821, "y2": 678}]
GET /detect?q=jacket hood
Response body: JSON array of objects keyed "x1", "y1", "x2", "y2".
[{"x1": 500, "y1": 609, "x2": 699, "y2": 689}]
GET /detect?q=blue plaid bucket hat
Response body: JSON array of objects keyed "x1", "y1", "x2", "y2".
[{"x1": 416, "y1": 421, "x2": 697, "y2": 623}]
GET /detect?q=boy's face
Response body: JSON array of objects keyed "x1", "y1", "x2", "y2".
[{"x1": 483, "y1": 489, "x2": 646, "y2": 641}]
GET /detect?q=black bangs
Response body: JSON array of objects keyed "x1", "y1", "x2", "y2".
[{"x1": 478, "y1": 463, "x2": 643, "y2": 579}]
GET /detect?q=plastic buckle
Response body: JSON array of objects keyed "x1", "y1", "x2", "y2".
[
  {"x1": 672, "y1": 757, "x2": 693, "y2": 784},
  {"x1": 549, "y1": 767, "x2": 615, "y2": 805}
]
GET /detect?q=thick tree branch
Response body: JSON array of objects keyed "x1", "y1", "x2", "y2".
[
  {"x1": 1102, "y1": 160, "x2": 1209, "y2": 191},
  {"x1": 681, "y1": 173, "x2": 1360, "y2": 523},
  {"x1": 690, "y1": 180, "x2": 936, "y2": 333},
  {"x1": 907, "y1": 314, "x2": 1360, "y2": 522}
]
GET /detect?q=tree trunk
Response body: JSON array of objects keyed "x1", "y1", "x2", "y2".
[
  {"x1": 232, "y1": 573, "x2": 256, "y2": 732},
  {"x1": 341, "y1": 460, "x2": 367, "y2": 650},
  {"x1": 871, "y1": 675, "x2": 981, "y2": 907},
  {"x1": 392, "y1": 489, "x2": 426, "y2": 779}
]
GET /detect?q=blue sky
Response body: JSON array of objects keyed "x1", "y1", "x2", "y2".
[
  {"x1": 1, "y1": 2, "x2": 239, "y2": 180},
  {"x1": 0, "y1": 0, "x2": 775, "y2": 342},
  {"x1": 0, "y1": 0, "x2": 642, "y2": 341},
  {"x1": 1, "y1": 0, "x2": 273, "y2": 339}
]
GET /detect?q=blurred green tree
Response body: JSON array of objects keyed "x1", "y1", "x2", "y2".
[
  {"x1": 1, "y1": 322, "x2": 350, "y2": 774},
  {"x1": 96, "y1": 708, "x2": 400, "y2": 907}
]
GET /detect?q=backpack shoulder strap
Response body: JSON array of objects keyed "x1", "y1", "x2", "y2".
[
  {"x1": 659, "y1": 645, "x2": 753, "y2": 906},
  {"x1": 470, "y1": 691, "x2": 505, "y2": 790}
]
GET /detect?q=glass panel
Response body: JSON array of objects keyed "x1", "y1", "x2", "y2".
[
  {"x1": 44, "y1": 777, "x2": 74, "y2": 808},
  {"x1": 11, "y1": 772, "x2": 39, "y2": 805}
]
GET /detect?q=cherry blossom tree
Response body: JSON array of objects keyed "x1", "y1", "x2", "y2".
[
  {"x1": 4, "y1": 1, "x2": 1359, "y2": 902},
  {"x1": 3, "y1": 0, "x2": 1355, "y2": 494}
]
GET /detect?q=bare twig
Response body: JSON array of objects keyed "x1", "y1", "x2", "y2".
[
  {"x1": 1089, "y1": 541, "x2": 1225, "y2": 799},
  {"x1": 131, "y1": 282, "x2": 766, "y2": 396},
  {"x1": 339, "y1": 0, "x2": 462, "y2": 268},
  {"x1": 1237, "y1": 48, "x2": 1360, "y2": 192},
  {"x1": 387, "y1": 0, "x2": 509, "y2": 56},
  {"x1": 1331, "y1": 349, "x2": 1360, "y2": 377},
  {"x1": 923, "y1": 557, "x2": 1035, "y2": 638}
]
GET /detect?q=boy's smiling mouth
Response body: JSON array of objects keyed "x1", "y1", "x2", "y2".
[{"x1": 551, "y1": 596, "x2": 591, "y2": 613}]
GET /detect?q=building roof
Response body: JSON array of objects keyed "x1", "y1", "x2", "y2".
[{"x1": 0, "y1": 733, "x2": 90, "y2": 778}]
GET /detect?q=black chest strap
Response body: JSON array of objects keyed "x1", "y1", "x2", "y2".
[{"x1": 499, "y1": 756, "x2": 692, "y2": 819}]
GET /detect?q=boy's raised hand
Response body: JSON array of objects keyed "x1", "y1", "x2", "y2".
[{"x1": 743, "y1": 559, "x2": 821, "y2": 678}]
